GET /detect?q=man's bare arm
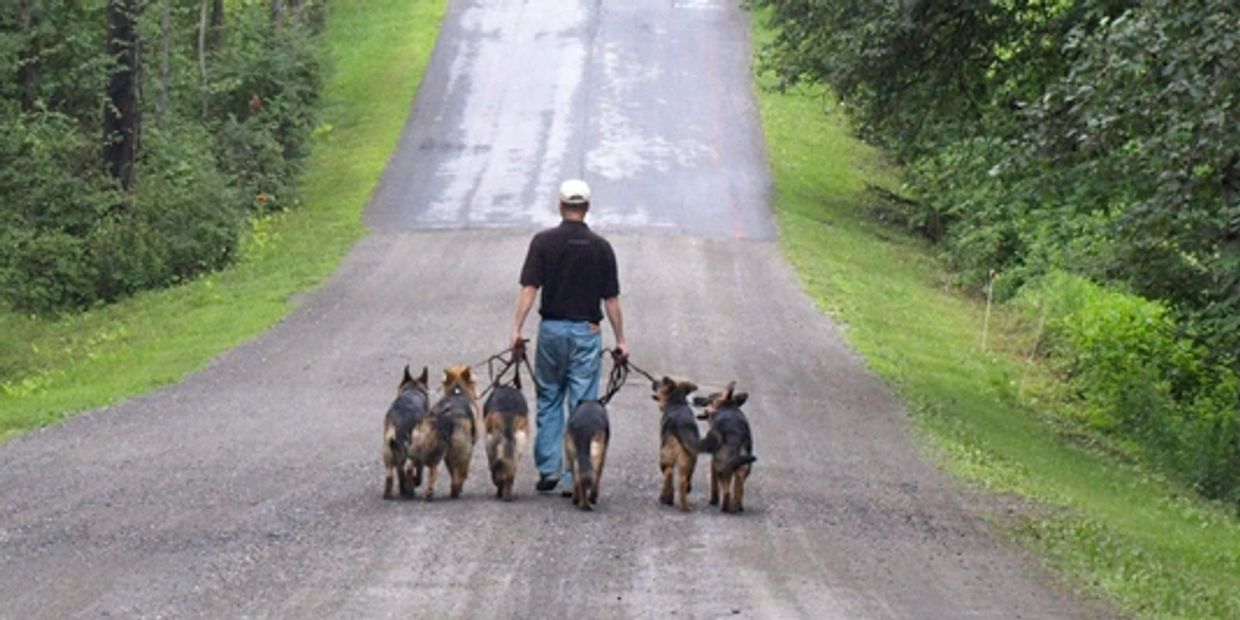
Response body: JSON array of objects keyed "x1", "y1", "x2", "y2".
[
  {"x1": 511, "y1": 285, "x2": 538, "y2": 348},
  {"x1": 603, "y1": 296, "x2": 628, "y2": 360}
]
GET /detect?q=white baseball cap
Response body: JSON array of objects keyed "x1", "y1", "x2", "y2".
[{"x1": 559, "y1": 179, "x2": 591, "y2": 206}]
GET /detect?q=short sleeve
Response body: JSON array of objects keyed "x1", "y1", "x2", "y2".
[
  {"x1": 600, "y1": 241, "x2": 619, "y2": 299},
  {"x1": 519, "y1": 235, "x2": 543, "y2": 287}
]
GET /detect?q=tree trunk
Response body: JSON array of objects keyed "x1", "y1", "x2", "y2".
[
  {"x1": 104, "y1": 0, "x2": 142, "y2": 193},
  {"x1": 156, "y1": 0, "x2": 171, "y2": 123},
  {"x1": 198, "y1": 0, "x2": 209, "y2": 118},
  {"x1": 17, "y1": 0, "x2": 39, "y2": 111},
  {"x1": 208, "y1": 0, "x2": 224, "y2": 50}
]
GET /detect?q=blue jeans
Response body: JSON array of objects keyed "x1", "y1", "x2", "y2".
[{"x1": 534, "y1": 319, "x2": 602, "y2": 486}]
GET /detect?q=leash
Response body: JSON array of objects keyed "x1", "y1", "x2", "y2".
[
  {"x1": 598, "y1": 349, "x2": 660, "y2": 405},
  {"x1": 469, "y1": 343, "x2": 662, "y2": 405},
  {"x1": 474, "y1": 340, "x2": 534, "y2": 401}
]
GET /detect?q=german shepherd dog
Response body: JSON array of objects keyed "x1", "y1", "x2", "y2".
[
  {"x1": 412, "y1": 366, "x2": 478, "y2": 500},
  {"x1": 693, "y1": 382, "x2": 757, "y2": 513},
  {"x1": 482, "y1": 380, "x2": 529, "y2": 502},
  {"x1": 564, "y1": 400, "x2": 610, "y2": 511},
  {"x1": 652, "y1": 377, "x2": 701, "y2": 511},
  {"x1": 382, "y1": 365, "x2": 430, "y2": 499}
]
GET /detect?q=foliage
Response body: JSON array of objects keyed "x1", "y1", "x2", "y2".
[
  {"x1": 754, "y1": 0, "x2": 1240, "y2": 368},
  {"x1": 754, "y1": 37, "x2": 1240, "y2": 615},
  {"x1": 754, "y1": 0, "x2": 1240, "y2": 509},
  {"x1": 1, "y1": 0, "x2": 448, "y2": 437},
  {"x1": 0, "y1": 0, "x2": 326, "y2": 313},
  {"x1": 1021, "y1": 272, "x2": 1240, "y2": 501},
  {"x1": 209, "y1": 2, "x2": 324, "y2": 211}
]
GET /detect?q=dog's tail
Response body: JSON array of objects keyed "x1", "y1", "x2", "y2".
[
  {"x1": 728, "y1": 454, "x2": 757, "y2": 470},
  {"x1": 385, "y1": 424, "x2": 400, "y2": 454},
  {"x1": 574, "y1": 432, "x2": 595, "y2": 494},
  {"x1": 674, "y1": 424, "x2": 702, "y2": 457},
  {"x1": 697, "y1": 430, "x2": 720, "y2": 455},
  {"x1": 491, "y1": 426, "x2": 515, "y2": 480}
]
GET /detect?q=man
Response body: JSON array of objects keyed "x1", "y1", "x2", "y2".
[{"x1": 511, "y1": 179, "x2": 629, "y2": 495}]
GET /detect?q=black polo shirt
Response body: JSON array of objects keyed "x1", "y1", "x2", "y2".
[{"x1": 519, "y1": 221, "x2": 619, "y2": 324}]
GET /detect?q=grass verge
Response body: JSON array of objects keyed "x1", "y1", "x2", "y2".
[
  {"x1": 0, "y1": 0, "x2": 447, "y2": 441},
  {"x1": 751, "y1": 13, "x2": 1240, "y2": 619}
]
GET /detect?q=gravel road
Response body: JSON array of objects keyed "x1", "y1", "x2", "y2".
[{"x1": 0, "y1": 0, "x2": 1096, "y2": 617}]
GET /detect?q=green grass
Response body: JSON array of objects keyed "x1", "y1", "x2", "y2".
[
  {"x1": 751, "y1": 14, "x2": 1240, "y2": 620},
  {"x1": 0, "y1": 0, "x2": 447, "y2": 441}
]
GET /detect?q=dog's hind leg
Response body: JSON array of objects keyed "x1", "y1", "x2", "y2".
[
  {"x1": 588, "y1": 437, "x2": 606, "y2": 507},
  {"x1": 424, "y1": 464, "x2": 438, "y2": 501},
  {"x1": 677, "y1": 449, "x2": 695, "y2": 512},
  {"x1": 719, "y1": 471, "x2": 735, "y2": 513},
  {"x1": 398, "y1": 466, "x2": 416, "y2": 498},
  {"x1": 383, "y1": 466, "x2": 395, "y2": 499},
  {"x1": 709, "y1": 467, "x2": 720, "y2": 506},
  {"x1": 659, "y1": 441, "x2": 676, "y2": 506},
  {"x1": 734, "y1": 465, "x2": 750, "y2": 512}
]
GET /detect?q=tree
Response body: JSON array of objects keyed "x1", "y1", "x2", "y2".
[{"x1": 104, "y1": 0, "x2": 142, "y2": 192}]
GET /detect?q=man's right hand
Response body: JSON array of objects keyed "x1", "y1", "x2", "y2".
[{"x1": 612, "y1": 341, "x2": 629, "y2": 363}]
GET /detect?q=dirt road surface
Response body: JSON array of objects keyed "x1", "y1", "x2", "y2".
[{"x1": 1, "y1": 1, "x2": 1092, "y2": 617}]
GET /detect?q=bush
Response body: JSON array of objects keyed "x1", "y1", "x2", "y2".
[
  {"x1": 755, "y1": 0, "x2": 1240, "y2": 368},
  {"x1": 209, "y1": 3, "x2": 324, "y2": 212},
  {"x1": 1021, "y1": 272, "x2": 1240, "y2": 502},
  {"x1": 0, "y1": 107, "x2": 117, "y2": 313},
  {"x1": 1, "y1": 0, "x2": 326, "y2": 314},
  {"x1": 90, "y1": 123, "x2": 243, "y2": 300},
  {"x1": 0, "y1": 110, "x2": 243, "y2": 312}
]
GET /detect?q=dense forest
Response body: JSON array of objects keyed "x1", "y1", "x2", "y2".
[
  {"x1": 1, "y1": 0, "x2": 326, "y2": 313},
  {"x1": 755, "y1": 0, "x2": 1240, "y2": 505}
]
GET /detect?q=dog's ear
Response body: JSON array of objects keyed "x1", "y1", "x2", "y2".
[
  {"x1": 683, "y1": 381, "x2": 698, "y2": 394},
  {"x1": 661, "y1": 376, "x2": 675, "y2": 388},
  {"x1": 723, "y1": 381, "x2": 737, "y2": 400},
  {"x1": 733, "y1": 392, "x2": 749, "y2": 407},
  {"x1": 692, "y1": 395, "x2": 711, "y2": 407},
  {"x1": 402, "y1": 364, "x2": 413, "y2": 385},
  {"x1": 418, "y1": 366, "x2": 429, "y2": 386},
  {"x1": 461, "y1": 366, "x2": 472, "y2": 383}
]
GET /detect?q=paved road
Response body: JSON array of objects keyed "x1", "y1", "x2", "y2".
[{"x1": 0, "y1": 0, "x2": 1094, "y2": 617}]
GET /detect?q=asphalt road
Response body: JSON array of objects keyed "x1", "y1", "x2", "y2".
[{"x1": 0, "y1": 0, "x2": 1095, "y2": 617}]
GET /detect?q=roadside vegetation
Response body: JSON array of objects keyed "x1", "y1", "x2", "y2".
[
  {"x1": 750, "y1": 5, "x2": 1240, "y2": 617},
  {"x1": 0, "y1": 0, "x2": 446, "y2": 440}
]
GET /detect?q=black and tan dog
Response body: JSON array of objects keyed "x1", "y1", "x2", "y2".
[
  {"x1": 412, "y1": 365, "x2": 478, "y2": 500},
  {"x1": 564, "y1": 400, "x2": 610, "y2": 511},
  {"x1": 482, "y1": 381, "x2": 529, "y2": 502},
  {"x1": 652, "y1": 377, "x2": 702, "y2": 511},
  {"x1": 693, "y1": 382, "x2": 757, "y2": 513},
  {"x1": 382, "y1": 365, "x2": 430, "y2": 499}
]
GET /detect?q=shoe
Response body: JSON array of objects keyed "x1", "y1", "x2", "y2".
[{"x1": 535, "y1": 474, "x2": 560, "y2": 492}]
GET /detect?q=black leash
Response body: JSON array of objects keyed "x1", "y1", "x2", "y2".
[
  {"x1": 471, "y1": 344, "x2": 659, "y2": 405},
  {"x1": 599, "y1": 349, "x2": 660, "y2": 405},
  {"x1": 475, "y1": 340, "x2": 533, "y2": 401}
]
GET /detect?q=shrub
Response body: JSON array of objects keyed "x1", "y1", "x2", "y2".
[
  {"x1": 1021, "y1": 272, "x2": 1240, "y2": 502},
  {"x1": 0, "y1": 108, "x2": 116, "y2": 313},
  {"x1": 90, "y1": 123, "x2": 243, "y2": 300}
]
